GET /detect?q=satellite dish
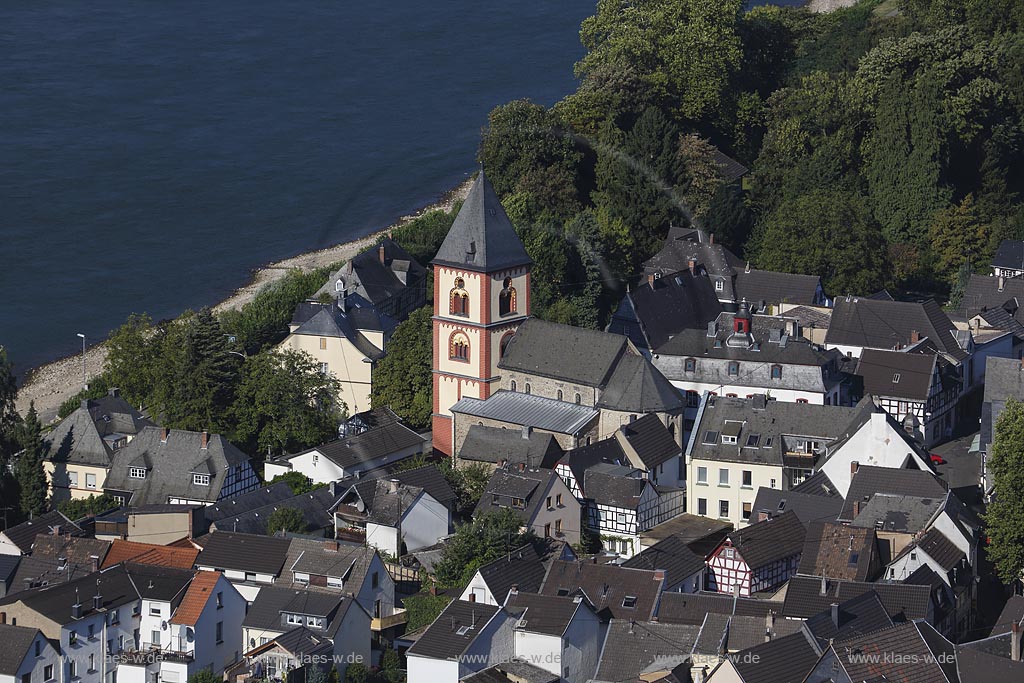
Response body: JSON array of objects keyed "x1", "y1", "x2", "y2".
[
  {"x1": 161, "y1": 621, "x2": 168, "y2": 630},
  {"x1": 355, "y1": 500, "x2": 365, "y2": 513},
  {"x1": 186, "y1": 628, "x2": 195, "y2": 642}
]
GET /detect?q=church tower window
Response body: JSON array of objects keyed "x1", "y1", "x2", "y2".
[
  {"x1": 499, "y1": 277, "x2": 517, "y2": 316},
  {"x1": 449, "y1": 332, "x2": 470, "y2": 362},
  {"x1": 450, "y1": 278, "x2": 469, "y2": 316}
]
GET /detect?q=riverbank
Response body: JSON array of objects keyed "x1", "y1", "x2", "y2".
[{"x1": 15, "y1": 176, "x2": 474, "y2": 423}]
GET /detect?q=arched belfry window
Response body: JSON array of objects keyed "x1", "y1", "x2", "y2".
[
  {"x1": 449, "y1": 331, "x2": 470, "y2": 362},
  {"x1": 450, "y1": 278, "x2": 469, "y2": 316},
  {"x1": 499, "y1": 277, "x2": 517, "y2": 316}
]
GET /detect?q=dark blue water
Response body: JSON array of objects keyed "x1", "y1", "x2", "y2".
[
  {"x1": 1, "y1": 0, "x2": 802, "y2": 375},
  {"x1": 0, "y1": 1, "x2": 596, "y2": 373}
]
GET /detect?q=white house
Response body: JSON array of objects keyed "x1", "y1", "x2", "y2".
[
  {"x1": 0, "y1": 623, "x2": 60, "y2": 683},
  {"x1": 504, "y1": 590, "x2": 605, "y2": 683},
  {"x1": 406, "y1": 601, "x2": 515, "y2": 683}
]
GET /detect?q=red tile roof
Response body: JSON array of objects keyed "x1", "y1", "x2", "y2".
[
  {"x1": 101, "y1": 539, "x2": 199, "y2": 570},
  {"x1": 170, "y1": 570, "x2": 222, "y2": 626}
]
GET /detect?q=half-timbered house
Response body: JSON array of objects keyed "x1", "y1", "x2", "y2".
[{"x1": 706, "y1": 510, "x2": 806, "y2": 597}]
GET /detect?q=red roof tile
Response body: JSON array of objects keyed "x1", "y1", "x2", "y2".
[
  {"x1": 101, "y1": 539, "x2": 199, "y2": 570},
  {"x1": 170, "y1": 570, "x2": 222, "y2": 626}
]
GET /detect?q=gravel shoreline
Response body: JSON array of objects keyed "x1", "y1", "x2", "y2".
[{"x1": 16, "y1": 176, "x2": 474, "y2": 424}]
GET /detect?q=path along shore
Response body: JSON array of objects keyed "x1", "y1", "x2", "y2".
[{"x1": 16, "y1": 177, "x2": 474, "y2": 424}]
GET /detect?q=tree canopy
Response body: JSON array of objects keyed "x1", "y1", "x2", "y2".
[
  {"x1": 984, "y1": 398, "x2": 1024, "y2": 584},
  {"x1": 369, "y1": 306, "x2": 432, "y2": 430},
  {"x1": 267, "y1": 507, "x2": 307, "y2": 536},
  {"x1": 433, "y1": 509, "x2": 537, "y2": 587}
]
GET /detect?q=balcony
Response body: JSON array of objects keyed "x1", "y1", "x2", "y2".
[
  {"x1": 336, "y1": 527, "x2": 366, "y2": 544},
  {"x1": 115, "y1": 643, "x2": 195, "y2": 665},
  {"x1": 370, "y1": 608, "x2": 407, "y2": 632}
]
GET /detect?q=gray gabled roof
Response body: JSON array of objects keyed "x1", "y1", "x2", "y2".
[
  {"x1": 407, "y1": 599, "x2": 504, "y2": 659},
  {"x1": 0, "y1": 624, "x2": 43, "y2": 675},
  {"x1": 0, "y1": 511, "x2": 79, "y2": 554},
  {"x1": 451, "y1": 391, "x2": 598, "y2": 435},
  {"x1": 476, "y1": 544, "x2": 547, "y2": 604},
  {"x1": 992, "y1": 240, "x2": 1024, "y2": 271},
  {"x1": 194, "y1": 531, "x2": 292, "y2": 576},
  {"x1": 722, "y1": 510, "x2": 806, "y2": 569},
  {"x1": 288, "y1": 421, "x2": 427, "y2": 471},
  {"x1": 839, "y1": 465, "x2": 947, "y2": 521},
  {"x1": 241, "y1": 584, "x2": 357, "y2": 637},
  {"x1": 499, "y1": 318, "x2": 630, "y2": 389},
  {"x1": 203, "y1": 482, "x2": 297, "y2": 524},
  {"x1": 825, "y1": 296, "x2": 967, "y2": 361},
  {"x1": 598, "y1": 354, "x2": 685, "y2": 413},
  {"x1": 782, "y1": 575, "x2": 932, "y2": 621},
  {"x1": 431, "y1": 171, "x2": 531, "y2": 273},
  {"x1": 617, "y1": 413, "x2": 680, "y2": 469},
  {"x1": 458, "y1": 425, "x2": 563, "y2": 470},
  {"x1": 729, "y1": 631, "x2": 821, "y2": 683},
  {"x1": 850, "y1": 494, "x2": 944, "y2": 535},
  {"x1": 856, "y1": 348, "x2": 938, "y2": 401},
  {"x1": 751, "y1": 488, "x2": 844, "y2": 526},
  {"x1": 798, "y1": 521, "x2": 877, "y2": 581},
  {"x1": 593, "y1": 619, "x2": 701, "y2": 683},
  {"x1": 506, "y1": 591, "x2": 587, "y2": 636},
  {"x1": 607, "y1": 270, "x2": 723, "y2": 350},
  {"x1": 733, "y1": 268, "x2": 824, "y2": 308},
  {"x1": 474, "y1": 467, "x2": 560, "y2": 526},
  {"x1": 583, "y1": 464, "x2": 647, "y2": 509},
  {"x1": 290, "y1": 303, "x2": 385, "y2": 361},
  {"x1": 315, "y1": 237, "x2": 425, "y2": 312},
  {"x1": 962, "y1": 273, "x2": 1024, "y2": 322},
  {"x1": 621, "y1": 535, "x2": 704, "y2": 588},
  {"x1": 209, "y1": 487, "x2": 339, "y2": 536}
]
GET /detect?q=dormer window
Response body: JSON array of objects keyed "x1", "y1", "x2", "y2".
[
  {"x1": 193, "y1": 473, "x2": 210, "y2": 486},
  {"x1": 728, "y1": 362, "x2": 739, "y2": 377},
  {"x1": 715, "y1": 280, "x2": 724, "y2": 292},
  {"x1": 335, "y1": 278, "x2": 344, "y2": 293},
  {"x1": 286, "y1": 614, "x2": 303, "y2": 626},
  {"x1": 306, "y1": 616, "x2": 325, "y2": 628},
  {"x1": 129, "y1": 467, "x2": 146, "y2": 479},
  {"x1": 722, "y1": 434, "x2": 737, "y2": 445},
  {"x1": 684, "y1": 358, "x2": 697, "y2": 373},
  {"x1": 771, "y1": 365, "x2": 782, "y2": 380}
]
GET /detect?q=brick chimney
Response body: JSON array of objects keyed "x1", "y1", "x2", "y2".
[
  {"x1": 647, "y1": 274, "x2": 655, "y2": 287},
  {"x1": 910, "y1": 330, "x2": 921, "y2": 344},
  {"x1": 379, "y1": 244, "x2": 386, "y2": 264},
  {"x1": 853, "y1": 500, "x2": 862, "y2": 517},
  {"x1": 200, "y1": 431, "x2": 209, "y2": 450},
  {"x1": 709, "y1": 233, "x2": 715, "y2": 245},
  {"x1": 850, "y1": 461, "x2": 859, "y2": 476},
  {"x1": 161, "y1": 427, "x2": 170, "y2": 443},
  {"x1": 1013, "y1": 622, "x2": 1021, "y2": 662},
  {"x1": 324, "y1": 540, "x2": 339, "y2": 552},
  {"x1": 688, "y1": 260, "x2": 696, "y2": 275},
  {"x1": 653, "y1": 569, "x2": 666, "y2": 583}
]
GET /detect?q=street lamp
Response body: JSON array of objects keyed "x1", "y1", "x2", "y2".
[{"x1": 76, "y1": 333, "x2": 86, "y2": 390}]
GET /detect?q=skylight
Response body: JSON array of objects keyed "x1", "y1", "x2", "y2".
[
  {"x1": 703, "y1": 431, "x2": 719, "y2": 445},
  {"x1": 893, "y1": 373, "x2": 901, "y2": 383},
  {"x1": 745, "y1": 434, "x2": 760, "y2": 448},
  {"x1": 622, "y1": 596, "x2": 637, "y2": 608}
]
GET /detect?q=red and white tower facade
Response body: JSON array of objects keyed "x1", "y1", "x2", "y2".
[{"x1": 430, "y1": 171, "x2": 532, "y2": 456}]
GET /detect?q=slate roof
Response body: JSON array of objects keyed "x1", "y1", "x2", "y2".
[
  {"x1": 993, "y1": 594, "x2": 1024, "y2": 631},
  {"x1": 461, "y1": 662, "x2": 559, "y2": 683},
  {"x1": 956, "y1": 640, "x2": 1024, "y2": 680},
  {"x1": 750, "y1": 488, "x2": 844, "y2": 526},
  {"x1": 917, "y1": 527, "x2": 966, "y2": 571},
  {"x1": 0, "y1": 564, "x2": 140, "y2": 623},
  {"x1": 288, "y1": 301, "x2": 387, "y2": 361},
  {"x1": 0, "y1": 511, "x2": 78, "y2": 554},
  {"x1": 643, "y1": 227, "x2": 744, "y2": 300},
  {"x1": 458, "y1": 425, "x2": 563, "y2": 470},
  {"x1": 506, "y1": 591, "x2": 587, "y2": 636},
  {"x1": 104, "y1": 427, "x2": 254, "y2": 506},
  {"x1": 982, "y1": 356, "x2": 1024, "y2": 453},
  {"x1": 286, "y1": 538, "x2": 376, "y2": 590},
  {"x1": 499, "y1": 318, "x2": 629, "y2": 388},
  {"x1": 249, "y1": 626, "x2": 334, "y2": 660},
  {"x1": 388, "y1": 465, "x2": 457, "y2": 508},
  {"x1": 655, "y1": 591, "x2": 778, "y2": 625},
  {"x1": 791, "y1": 471, "x2": 840, "y2": 497},
  {"x1": 0, "y1": 554, "x2": 20, "y2": 589},
  {"x1": 474, "y1": 467, "x2": 558, "y2": 525},
  {"x1": 31, "y1": 535, "x2": 110, "y2": 569},
  {"x1": 286, "y1": 421, "x2": 427, "y2": 471},
  {"x1": 43, "y1": 392, "x2": 154, "y2": 468},
  {"x1": 598, "y1": 353, "x2": 685, "y2": 413},
  {"x1": 540, "y1": 560, "x2": 663, "y2": 621},
  {"x1": 337, "y1": 478, "x2": 420, "y2": 527},
  {"x1": 850, "y1": 494, "x2": 944, "y2": 535},
  {"x1": 803, "y1": 590, "x2": 893, "y2": 647},
  {"x1": 101, "y1": 539, "x2": 199, "y2": 570},
  {"x1": 825, "y1": 296, "x2": 967, "y2": 361},
  {"x1": 315, "y1": 237, "x2": 425, "y2": 311},
  {"x1": 8, "y1": 555, "x2": 96, "y2": 593},
  {"x1": 406, "y1": 599, "x2": 504, "y2": 659},
  {"x1": 729, "y1": 631, "x2": 821, "y2": 683},
  {"x1": 451, "y1": 391, "x2": 598, "y2": 435},
  {"x1": 733, "y1": 268, "x2": 824, "y2": 308},
  {"x1": 798, "y1": 521, "x2": 877, "y2": 581},
  {"x1": 722, "y1": 510, "x2": 806, "y2": 569},
  {"x1": 856, "y1": 348, "x2": 938, "y2": 401},
  {"x1": 431, "y1": 171, "x2": 531, "y2": 272},
  {"x1": 962, "y1": 273, "x2": 1024, "y2": 322},
  {"x1": 992, "y1": 240, "x2": 1024, "y2": 271},
  {"x1": 557, "y1": 438, "x2": 630, "y2": 491},
  {"x1": 593, "y1": 620, "x2": 701, "y2": 683},
  {"x1": 622, "y1": 535, "x2": 704, "y2": 588},
  {"x1": 475, "y1": 544, "x2": 547, "y2": 604},
  {"x1": 686, "y1": 395, "x2": 852, "y2": 467},
  {"x1": 203, "y1": 482, "x2": 297, "y2": 524},
  {"x1": 209, "y1": 486, "x2": 339, "y2": 536},
  {"x1": 194, "y1": 531, "x2": 292, "y2": 576},
  {"x1": 0, "y1": 624, "x2": 43, "y2": 675},
  {"x1": 607, "y1": 271, "x2": 723, "y2": 350},
  {"x1": 709, "y1": 148, "x2": 749, "y2": 184},
  {"x1": 839, "y1": 465, "x2": 947, "y2": 521},
  {"x1": 782, "y1": 575, "x2": 932, "y2": 621},
  {"x1": 583, "y1": 463, "x2": 647, "y2": 509},
  {"x1": 834, "y1": 621, "x2": 957, "y2": 683},
  {"x1": 241, "y1": 584, "x2": 357, "y2": 637}
]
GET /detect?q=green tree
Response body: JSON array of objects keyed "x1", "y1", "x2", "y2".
[
  {"x1": 344, "y1": 664, "x2": 369, "y2": 683},
  {"x1": 0, "y1": 346, "x2": 22, "y2": 462},
  {"x1": 306, "y1": 663, "x2": 328, "y2": 683},
  {"x1": 232, "y1": 349, "x2": 344, "y2": 458},
  {"x1": 433, "y1": 509, "x2": 537, "y2": 587},
  {"x1": 188, "y1": 669, "x2": 221, "y2": 683},
  {"x1": 676, "y1": 134, "x2": 725, "y2": 222},
  {"x1": 58, "y1": 494, "x2": 119, "y2": 521},
  {"x1": 380, "y1": 648, "x2": 404, "y2": 683},
  {"x1": 576, "y1": 0, "x2": 745, "y2": 121},
  {"x1": 983, "y1": 398, "x2": 1024, "y2": 583},
  {"x1": 268, "y1": 471, "x2": 317, "y2": 495},
  {"x1": 402, "y1": 593, "x2": 452, "y2": 631},
  {"x1": 267, "y1": 507, "x2": 307, "y2": 535},
  {"x1": 705, "y1": 183, "x2": 754, "y2": 255},
  {"x1": 928, "y1": 194, "x2": 988, "y2": 285},
  {"x1": 479, "y1": 100, "x2": 582, "y2": 220},
  {"x1": 16, "y1": 403, "x2": 48, "y2": 518},
  {"x1": 369, "y1": 307, "x2": 432, "y2": 430},
  {"x1": 390, "y1": 207, "x2": 459, "y2": 266},
  {"x1": 104, "y1": 314, "x2": 160, "y2": 408},
  {"x1": 751, "y1": 189, "x2": 891, "y2": 295}
]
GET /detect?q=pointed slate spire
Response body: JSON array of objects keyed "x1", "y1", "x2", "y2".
[{"x1": 431, "y1": 170, "x2": 532, "y2": 272}]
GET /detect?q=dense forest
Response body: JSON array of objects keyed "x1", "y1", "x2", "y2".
[{"x1": 471, "y1": 0, "x2": 1024, "y2": 323}]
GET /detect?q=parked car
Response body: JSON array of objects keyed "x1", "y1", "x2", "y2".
[{"x1": 929, "y1": 453, "x2": 947, "y2": 466}]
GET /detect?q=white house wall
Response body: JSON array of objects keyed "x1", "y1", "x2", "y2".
[
  {"x1": 821, "y1": 412, "x2": 932, "y2": 498},
  {"x1": 329, "y1": 602, "x2": 371, "y2": 679},
  {"x1": 407, "y1": 655, "x2": 459, "y2": 683},
  {"x1": 460, "y1": 571, "x2": 498, "y2": 606},
  {"x1": 0, "y1": 631, "x2": 59, "y2": 683},
  {"x1": 400, "y1": 493, "x2": 451, "y2": 553},
  {"x1": 559, "y1": 605, "x2": 603, "y2": 683}
]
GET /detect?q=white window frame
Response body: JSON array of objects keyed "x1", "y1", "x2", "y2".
[
  {"x1": 68, "y1": 471, "x2": 79, "y2": 488},
  {"x1": 85, "y1": 473, "x2": 97, "y2": 489},
  {"x1": 129, "y1": 467, "x2": 146, "y2": 479},
  {"x1": 193, "y1": 473, "x2": 210, "y2": 486},
  {"x1": 286, "y1": 614, "x2": 303, "y2": 626},
  {"x1": 719, "y1": 469, "x2": 729, "y2": 486},
  {"x1": 697, "y1": 467, "x2": 708, "y2": 484}
]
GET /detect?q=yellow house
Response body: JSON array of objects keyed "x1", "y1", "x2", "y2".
[
  {"x1": 43, "y1": 390, "x2": 154, "y2": 503},
  {"x1": 278, "y1": 300, "x2": 390, "y2": 415}
]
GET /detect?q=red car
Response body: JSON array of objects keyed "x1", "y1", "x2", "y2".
[{"x1": 930, "y1": 453, "x2": 947, "y2": 466}]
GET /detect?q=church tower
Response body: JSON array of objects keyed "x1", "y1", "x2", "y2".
[{"x1": 430, "y1": 171, "x2": 532, "y2": 456}]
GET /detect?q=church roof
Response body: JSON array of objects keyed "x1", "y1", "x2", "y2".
[{"x1": 431, "y1": 171, "x2": 531, "y2": 273}]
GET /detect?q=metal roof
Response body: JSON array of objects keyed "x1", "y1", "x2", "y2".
[{"x1": 451, "y1": 391, "x2": 598, "y2": 435}]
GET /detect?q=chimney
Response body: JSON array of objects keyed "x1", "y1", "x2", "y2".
[
  {"x1": 653, "y1": 569, "x2": 666, "y2": 583},
  {"x1": 200, "y1": 431, "x2": 209, "y2": 450},
  {"x1": 80, "y1": 399, "x2": 89, "y2": 411},
  {"x1": 324, "y1": 540, "x2": 339, "y2": 552},
  {"x1": 72, "y1": 601, "x2": 82, "y2": 620},
  {"x1": 1013, "y1": 622, "x2": 1021, "y2": 662},
  {"x1": 647, "y1": 274, "x2": 655, "y2": 287},
  {"x1": 688, "y1": 260, "x2": 696, "y2": 275},
  {"x1": 853, "y1": 501, "x2": 862, "y2": 517},
  {"x1": 161, "y1": 427, "x2": 170, "y2": 443},
  {"x1": 707, "y1": 321, "x2": 717, "y2": 338},
  {"x1": 518, "y1": 462, "x2": 526, "y2": 473},
  {"x1": 999, "y1": 275, "x2": 1006, "y2": 292},
  {"x1": 109, "y1": 388, "x2": 120, "y2": 398},
  {"x1": 765, "y1": 610, "x2": 775, "y2": 642},
  {"x1": 379, "y1": 243, "x2": 386, "y2": 264},
  {"x1": 831, "y1": 603, "x2": 840, "y2": 629},
  {"x1": 90, "y1": 555, "x2": 99, "y2": 572},
  {"x1": 910, "y1": 330, "x2": 921, "y2": 344},
  {"x1": 0, "y1": 612, "x2": 5, "y2": 625},
  {"x1": 757, "y1": 512, "x2": 769, "y2": 523},
  {"x1": 850, "y1": 461, "x2": 859, "y2": 476},
  {"x1": 745, "y1": 262, "x2": 751, "y2": 274},
  {"x1": 521, "y1": 425, "x2": 532, "y2": 440},
  {"x1": 387, "y1": 479, "x2": 400, "y2": 494},
  {"x1": 509, "y1": 584, "x2": 518, "y2": 595},
  {"x1": 93, "y1": 594, "x2": 102, "y2": 611},
  {"x1": 819, "y1": 576, "x2": 827, "y2": 597},
  {"x1": 709, "y1": 233, "x2": 715, "y2": 245}
]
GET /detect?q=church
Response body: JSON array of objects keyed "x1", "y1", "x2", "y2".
[{"x1": 430, "y1": 172, "x2": 685, "y2": 460}]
